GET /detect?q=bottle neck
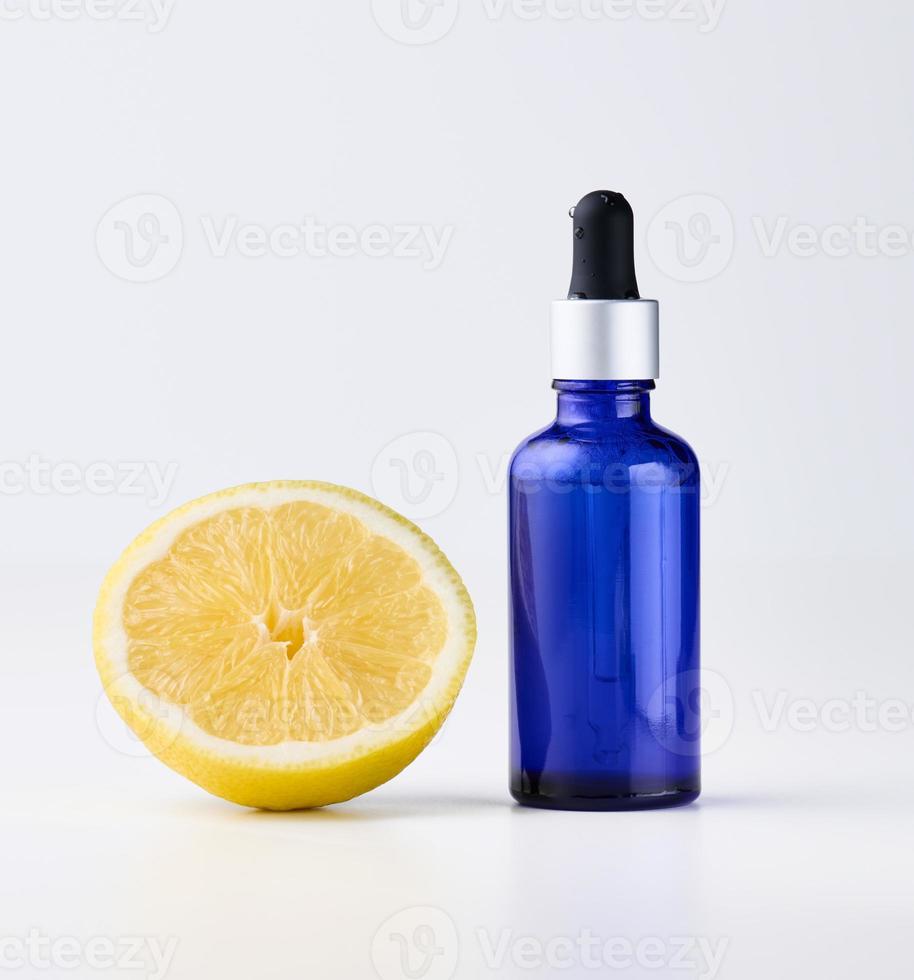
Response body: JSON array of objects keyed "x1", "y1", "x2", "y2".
[{"x1": 553, "y1": 379, "x2": 654, "y2": 424}]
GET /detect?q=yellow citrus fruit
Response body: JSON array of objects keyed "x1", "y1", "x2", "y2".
[{"x1": 93, "y1": 481, "x2": 476, "y2": 809}]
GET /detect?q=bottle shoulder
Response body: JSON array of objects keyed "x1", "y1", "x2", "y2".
[
  {"x1": 511, "y1": 417, "x2": 699, "y2": 486},
  {"x1": 644, "y1": 419, "x2": 700, "y2": 471}
]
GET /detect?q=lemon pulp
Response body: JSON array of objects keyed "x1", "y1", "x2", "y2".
[{"x1": 122, "y1": 501, "x2": 448, "y2": 746}]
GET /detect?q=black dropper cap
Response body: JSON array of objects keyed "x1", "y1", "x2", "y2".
[{"x1": 568, "y1": 190, "x2": 640, "y2": 300}]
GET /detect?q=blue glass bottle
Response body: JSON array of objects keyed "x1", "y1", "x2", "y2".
[
  {"x1": 509, "y1": 191, "x2": 701, "y2": 810},
  {"x1": 509, "y1": 380, "x2": 700, "y2": 810}
]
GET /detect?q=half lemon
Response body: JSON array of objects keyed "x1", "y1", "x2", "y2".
[{"x1": 93, "y1": 481, "x2": 476, "y2": 809}]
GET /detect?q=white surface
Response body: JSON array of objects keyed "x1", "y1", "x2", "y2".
[{"x1": 2, "y1": 1, "x2": 914, "y2": 978}]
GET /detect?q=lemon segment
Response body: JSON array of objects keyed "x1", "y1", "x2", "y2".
[{"x1": 93, "y1": 482, "x2": 476, "y2": 809}]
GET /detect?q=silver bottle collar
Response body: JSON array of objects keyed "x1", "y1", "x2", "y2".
[{"x1": 550, "y1": 299, "x2": 659, "y2": 381}]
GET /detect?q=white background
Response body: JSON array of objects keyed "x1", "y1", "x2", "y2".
[{"x1": 2, "y1": 1, "x2": 913, "y2": 977}]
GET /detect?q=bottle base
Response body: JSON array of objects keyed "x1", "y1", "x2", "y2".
[{"x1": 511, "y1": 787, "x2": 700, "y2": 812}]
